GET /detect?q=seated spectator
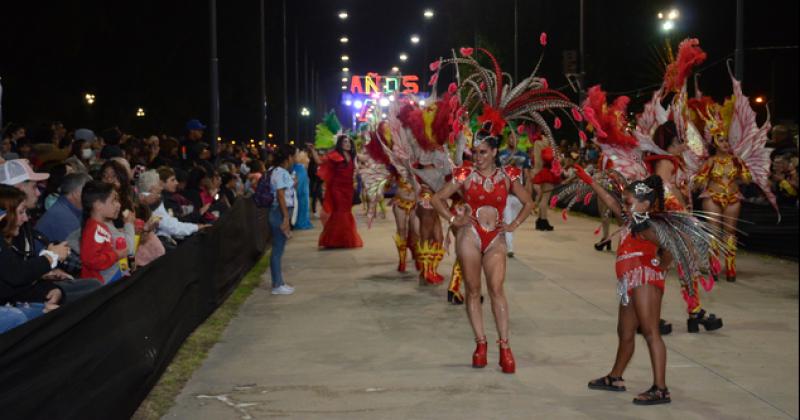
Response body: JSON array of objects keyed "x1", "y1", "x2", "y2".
[
  {"x1": 183, "y1": 167, "x2": 218, "y2": 222},
  {"x1": 158, "y1": 166, "x2": 207, "y2": 223},
  {"x1": 99, "y1": 127, "x2": 124, "y2": 161},
  {"x1": 219, "y1": 172, "x2": 238, "y2": 207},
  {"x1": 100, "y1": 159, "x2": 136, "y2": 230},
  {"x1": 42, "y1": 163, "x2": 69, "y2": 210},
  {"x1": 129, "y1": 186, "x2": 165, "y2": 267},
  {"x1": 1, "y1": 185, "x2": 68, "y2": 333},
  {"x1": 36, "y1": 173, "x2": 91, "y2": 243},
  {"x1": 137, "y1": 169, "x2": 205, "y2": 242},
  {"x1": 80, "y1": 181, "x2": 130, "y2": 284},
  {"x1": 1, "y1": 159, "x2": 101, "y2": 297},
  {"x1": 769, "y1": 125, "x2": 798, "y2": 158}
]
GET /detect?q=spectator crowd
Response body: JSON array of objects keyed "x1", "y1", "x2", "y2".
[{"x1": 0, "y1": 119, "x2": 292, "y2": 333}]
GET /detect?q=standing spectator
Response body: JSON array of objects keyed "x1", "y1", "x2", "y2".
[
  {"x1": 268, "y1": 144, "x2": 296, "y2": 295},
  {"x1": 80, "y1": 181, "x2": 129, "y2": 284},
  {"x1": 36, "y1": 173, "x2": 91, "y2": 243}
]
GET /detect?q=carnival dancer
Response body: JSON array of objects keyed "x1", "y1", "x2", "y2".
[
  {"x1": 358, "y1": 123, "x2": 393, "y2": 229},
  {"x1": 570, "y1": 164, "x2": 731, "y2": 405},
  {"x1": 292, "y1": 148, "x2": 313, "y2": 230},
  {"x1": 388, "y1": 92, "x2": 461, "y2": 285},
  {"x1": 688, "y1": 69, "x2": 780, "y2": 283},
  {"x1": 430, "y1": 42, "x2": 580, "y2": 368},
  {"x1": 530, "y1": 130, "x2": 561, "y2": 231},
  {"x1": 632, "y1": 39, "x2": 725, "y2": 333},
  {"x1": 308, "y1": 135, "x2": 363, "y2": 249},
  {"x1": 432, "y1": 125, "x2": 535, "y2": 373}
]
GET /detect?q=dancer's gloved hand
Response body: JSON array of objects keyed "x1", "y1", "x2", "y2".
[{"x1": 573, "y1": 164, "x2": 594, "y2": 185}]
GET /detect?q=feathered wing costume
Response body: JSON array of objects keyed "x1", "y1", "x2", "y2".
[
  {"x1": 314, "y1": 111, "x2": 342, "y2": 150},
  {"x1": 358, "y1": 122, "x2": 393, "y2": 229},
  {"x1": 428, "y1": 44, "x2": 582, "y2": 302},
  {"x1": 560, "y1": 170, "x2": 731, "y2": 310},
  {"x1": 686, "y1": 63, "x2": 778, "y2": 281}
]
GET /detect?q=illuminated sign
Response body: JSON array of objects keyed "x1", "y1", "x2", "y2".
[{"x1": 350, "y1": 72, "x2": 419, "y2": 95}]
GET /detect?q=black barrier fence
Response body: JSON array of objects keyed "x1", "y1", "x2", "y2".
[
  {"x1": 555, "y1": 185, "x2": 799, "y2": 259},
  {"x1": 0, "y1": 199, "x2": 270, "y2": 420}
]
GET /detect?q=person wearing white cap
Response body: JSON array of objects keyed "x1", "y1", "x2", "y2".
[{"x1": 0, "y1": 159, "x2": 101, "y2": 302}]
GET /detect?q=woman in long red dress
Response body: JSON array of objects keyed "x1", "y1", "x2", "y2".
[{"x1": 308, "y1": 135, "x2": 363, "y2": 248}]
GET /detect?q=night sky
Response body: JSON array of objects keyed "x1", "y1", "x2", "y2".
[{"x1": 1, "y1": 0, "x2": 796, "y2": 142}]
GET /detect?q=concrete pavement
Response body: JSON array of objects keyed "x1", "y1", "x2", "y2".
[{"x1": 164, "y1": 208, "x2": 798, "y2": 419}]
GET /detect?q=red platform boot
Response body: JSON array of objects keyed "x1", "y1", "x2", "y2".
[
  {"x1": 497, "y1": 339, "x2": 516, "y2": 374},
  {"x1": 472, "y1": 337, "x2": 488, "y2": 368}
]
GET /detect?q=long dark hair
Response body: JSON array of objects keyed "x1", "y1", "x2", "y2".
[
  {"x1": 626, "y1": 175, "x2": 665, "y2": 212},
  {"x1": 0, "y1": 185, "x2": 27, "y2": 240},
  {"x1": 653, "y1": 121, "x2": 680, "y2": 152},
  {"x1": 81, "y1": 181, "x2": 115, "y2": 226},
  {"x1": 100, "y1": 160, "x2": 133, "y2": 227},
  {"x1": 334, "y1": 134, "x2": 356, "y2": 161},
  {"x1": 272, "y1": 144, "x2": 296, "y2": 168}
]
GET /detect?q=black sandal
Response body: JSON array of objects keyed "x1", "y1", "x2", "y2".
[
  {"x1": 588, "y1": 375, "x2": 626, "y2": 392},
  {"x1": 633, "y1": 385, "x2": 671, "y2": 405}
]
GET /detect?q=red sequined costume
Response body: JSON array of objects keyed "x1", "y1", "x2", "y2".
[
  {"x1": 452, "y1": 165, "x2": 522, "y2": 253},
  {"x1": 615, "y1": 228, "x2": 666, "y2": 305}
]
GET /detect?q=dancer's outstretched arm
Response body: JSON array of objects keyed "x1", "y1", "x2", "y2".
[{"x1": 573, "y1": 164, "x2": 623, "y2": 220}]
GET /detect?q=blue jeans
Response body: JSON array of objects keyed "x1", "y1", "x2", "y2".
[
  {"x1": 269, "y1": 207, "x2": 291, "y2": 288},
  {"x1": 1, "y1": 303, "x2": 46, "y2": 334}
]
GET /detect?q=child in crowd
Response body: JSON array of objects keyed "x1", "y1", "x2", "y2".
[{"x1": 79, "y1": 181, "x2": 129, "y2": 284}]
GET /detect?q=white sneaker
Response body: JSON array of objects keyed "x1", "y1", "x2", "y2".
[{"x1": 271, "y1": 285, "x2": 295, "y2": 295}]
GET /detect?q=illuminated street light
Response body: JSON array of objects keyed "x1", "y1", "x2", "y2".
[
  {"x1": 340, "y1": 36, "x2": 349, "y2": 44},
  {"x1": 300, "y1": 107, "x2": 311, "y2": 117},
  {"x1": 399, "y1": 53, "x2": 408, "y2": 62},
  {"x1": 391, "y1": 66, "x2": 400, "y2": 73},
  {"x1": 341, "y1": 55, "x2": 349, "y2": 62},
  {"x1": 423, "y1": 9, "x2": 434, "y2": 19},
  {"x1": 410, "y1": 34, "x2": 420, "y2": 44},
  {"x1": 341, "y1": 77, "x2": 348, "y2": 82},
  {"x1": 754, "y1": 96, "x2": 765, "y2": 104},
  {"x1": 84, "y1": 93, "x2": 96, "y2": 105},
  {"x1": 661, "y1": 20, "x2": 675, "y2": 32},
  {"x1": 342, "y1": 67, "x2": 349, "y2": 72},
  {"x1": 268, "y1": 133, "x2": 274, "y2": 138},
  {"x1": 136, "y1": 107, "x2": 145, "y2": 117},
  {"x1": 338, "y1": 10, "x2": 348, "y2": 20},
  {"x1": 341, "y1": 85, "x2": 347, "y2": 90},
  {"x1": 667, "y1": 9, "x2": 679, "y2": 20},
  {"x1": 657, "y1": 12, "x2": 664, "y2": 19}
]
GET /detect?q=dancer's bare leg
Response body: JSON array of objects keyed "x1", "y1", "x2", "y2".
[
  {"x1": 456, "y1": 228, "x2": 485, "y2": 340},
  {"x1": 538, "y1": 183, "x2": 553, "y2": 220},
  {"x1": 393, "y1": 204, "x2": 409, "y2": 239},
  {"x1": 609, "y1": 302, "x2": 638, "y2": 380},
  {"x1": 632, "y1": 285, "x2": 667, "y2": 389},
  {"x1": 483, "y1": 239, "x2": 509, "y2": 343}
]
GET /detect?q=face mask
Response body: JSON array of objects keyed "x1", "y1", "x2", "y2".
[{"x1": 81, "y1": 149, "x2": 94, "y2": 160}]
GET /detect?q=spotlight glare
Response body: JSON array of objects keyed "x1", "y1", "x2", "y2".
[
  {"x1": 338, "y1": 11, "x2": 348, "y2": 20},
  {"x1": 661, "y1": 20, "x2": 674, "y2": 31},
  {"x1": 339, "y1": 36, "x2": 349, "y2": 44},
  {"x1": 341, "y1": 55, "x2": 349, "y2": 62},
  {"x1": 410, "y1": 35, "x2": 420, "y2": 44},
  {"x1": 423, "y1": 9, "x2": 434, "y2": 19},
  {"x1": 399, "y1": 53, "x2": 408, "y2": 61}
]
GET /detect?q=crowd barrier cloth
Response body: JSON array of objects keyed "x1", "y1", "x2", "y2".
[
  {"x1": 0, "y1": 198, "x2": 270, "y2": 419},
  {"x1": 554, "y1": 184, "x2": 798, "y2": 259}
]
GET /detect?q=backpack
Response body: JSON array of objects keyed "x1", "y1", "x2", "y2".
[{"x1": 252, "y1": 168, "x2": 275, "y2": 208}]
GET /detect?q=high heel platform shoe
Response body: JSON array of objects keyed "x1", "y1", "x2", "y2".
[
  {"x1": 497, "y1": 338, "x2": 516, "y2": 374},
  {"x1": 472, "y1": 337, "x2": 488, "y2": 368},
  {"x1": 594, "y1": 238, "x2": 612, "y2": 251},
  {"x1": 687, "y1": 309, "x2": 723, "y2": 333}
]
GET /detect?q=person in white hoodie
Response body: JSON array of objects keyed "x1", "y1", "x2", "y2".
[{"x1": 136, "y1": 170, "x2": 206, "y2": 241}]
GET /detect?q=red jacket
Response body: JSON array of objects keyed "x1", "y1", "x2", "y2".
[{"x1": 80, "y1": 219, "x2": 123, "y2": 284}]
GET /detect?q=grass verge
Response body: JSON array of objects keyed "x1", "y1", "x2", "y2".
[{"x1": 132, "y1": 253, "x2": 270, "y2": 420}]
